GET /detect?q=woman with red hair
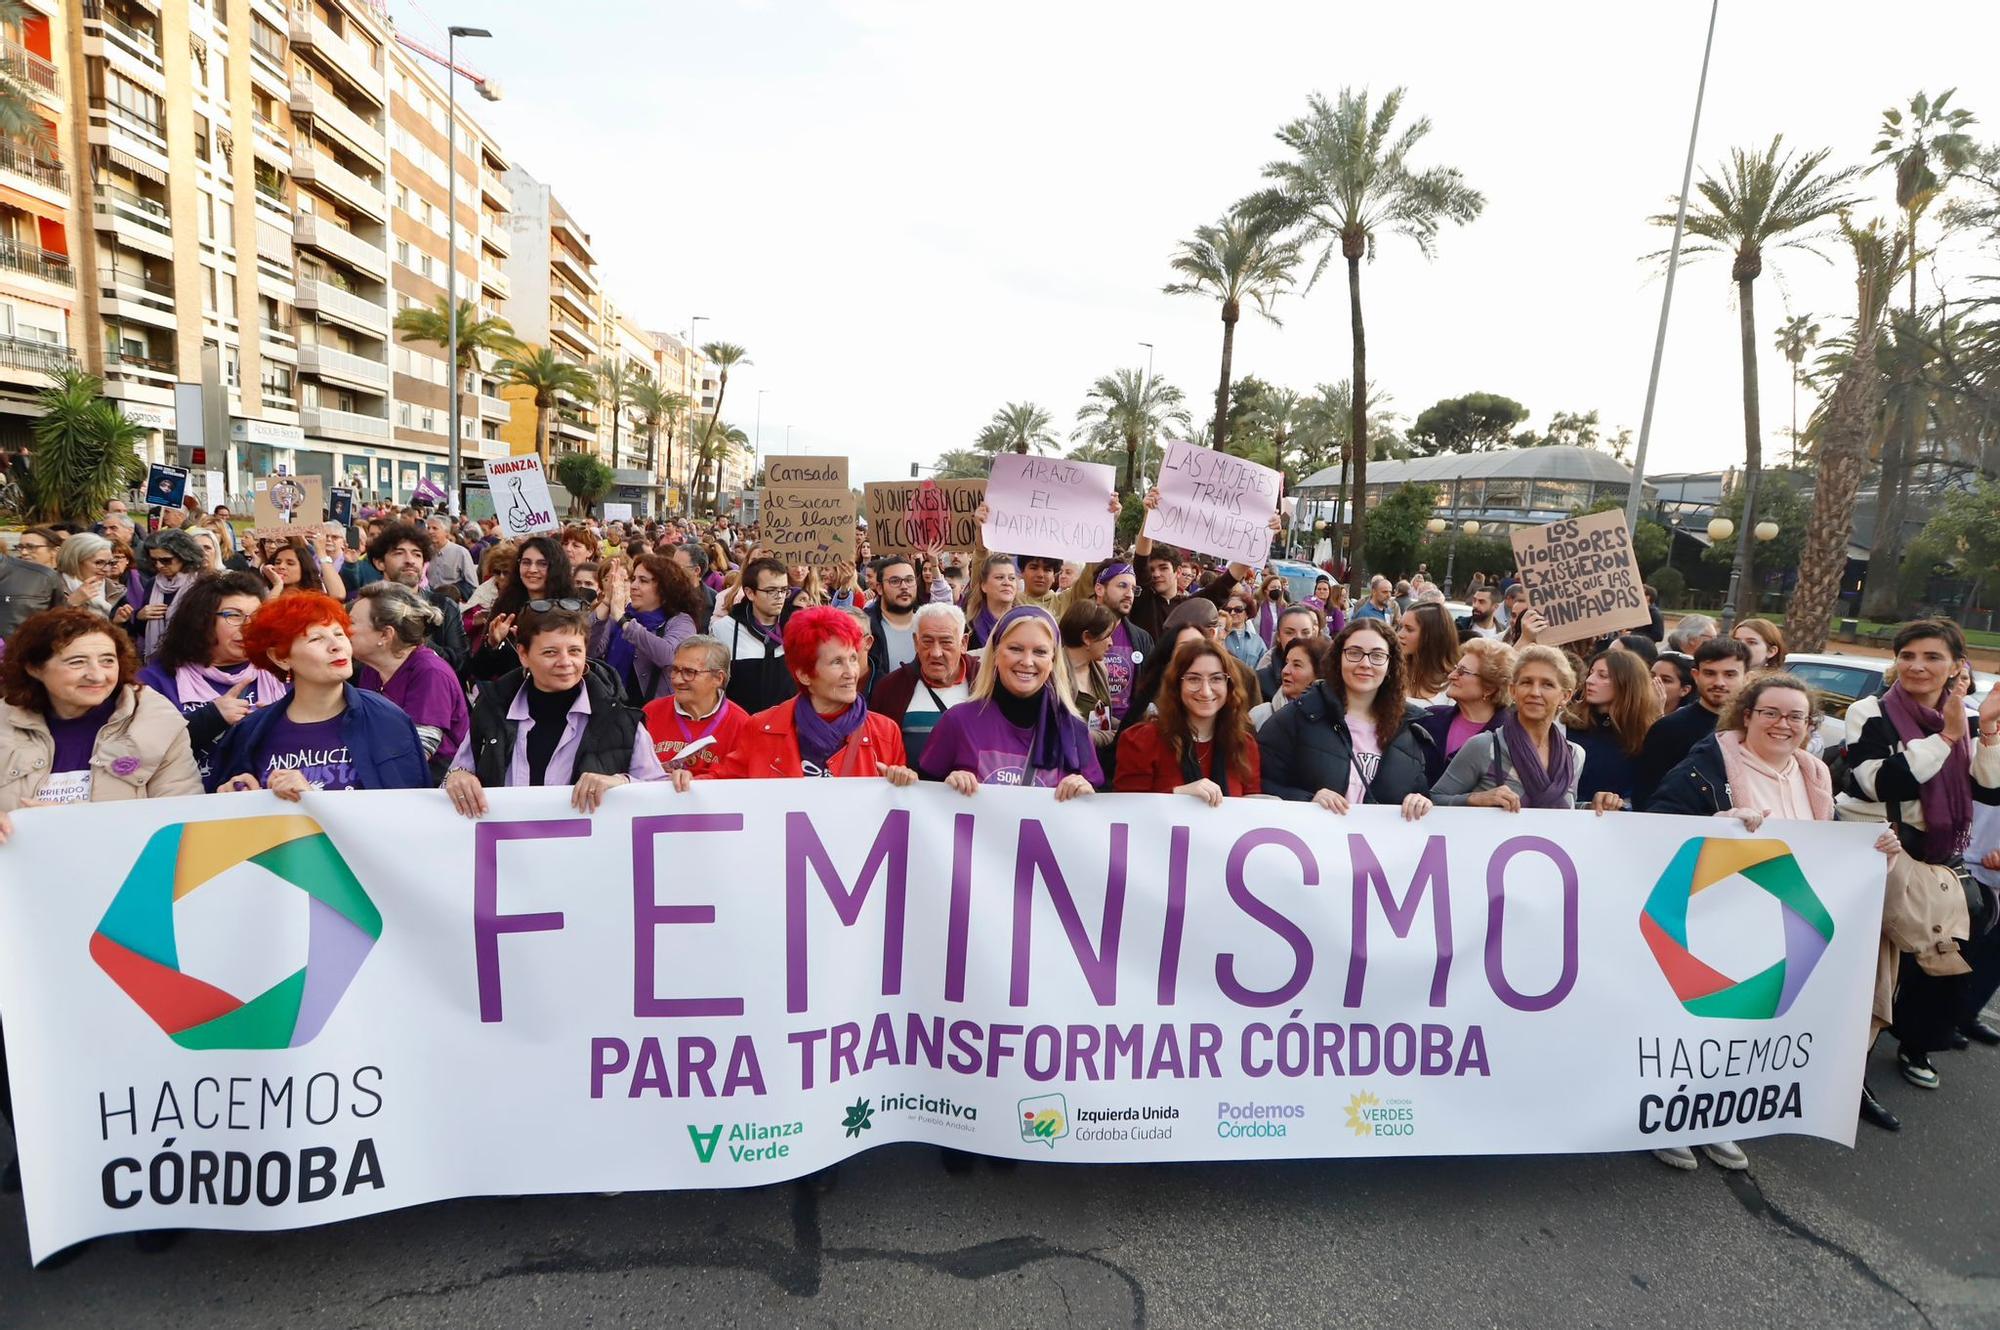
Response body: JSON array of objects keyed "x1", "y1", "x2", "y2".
[
  {"x1": 205, "y1": 592, "x2": 429, "y2": 796},
  {"x1": 701, "y1": 607, "x2": 915, "y2": 784}
]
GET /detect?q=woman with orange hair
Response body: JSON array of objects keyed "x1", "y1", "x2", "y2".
[{"x1": 205, "y1": 592, "x2": 428, "y2": 795}]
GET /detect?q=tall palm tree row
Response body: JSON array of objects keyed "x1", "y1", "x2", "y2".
[
  {"x1": 391, "y1": 296, "x2": 521, "y2": 472},
  {"x1": 628, "y1": 374, "x2": 691, "y2": 493},
  {"x1": 1072, "y1": 368, "x2": 1189, "y2": 493},
  {"x1": 1774, "y1": 312, "x2": 1822, "y2": 461},
  {"x1": 493, "y1": 346, "x2": 596, "y2": 467},
  {"x1": 1247, "y1": 87, "x2": 1484, "y2": 588},
  {"x1": 594, "y1": 358, "x2": 637, "y2": 471},
  {"x1": 1162, "y1": 208, "x2": 1301, "y2": 447},
  {"x1": 975, "y1": 401, "x2": 1059, "y2": 455},
  {"x1": 693, "y1": 342, "x2": 750, "y2": 506},
  {"x1": 1651, "y1": 136, "x2": 1858, "y2": 621},
  {"x1": 1789, "y1": 219, "x2": 1905, "y2": 653}
]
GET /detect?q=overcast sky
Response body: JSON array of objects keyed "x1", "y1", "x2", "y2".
[{"x1": 402, "y1": 0, "x2": 2000, "y2": 485}]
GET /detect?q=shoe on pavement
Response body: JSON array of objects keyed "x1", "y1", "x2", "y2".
[
  {"x1": 1860, "y1": 1084, "x2": 1901, "y2": 1132},
  {"x1": 1898, "y1": 1050, "x2": 1941, "y2": 1090},
  {"x1": 1949, "y1": 1028, "x2": 1970, "y2": 1051},
  {"x1": 1700, "y1": 1140, "x2": 1749, "y2": 1170},
  {"x1": 1652, "y1": 1146, "x2": 1698, "y2": 1171},
  {"x1": 1962, "y1": 1019, "x2": 2000, "y2": 1046}
]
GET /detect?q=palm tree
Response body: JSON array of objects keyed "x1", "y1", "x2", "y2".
[
  {"x1": 21, "y1": 369, "x2": 147, "y2": 522},
  {"x1": 1163, "y1": 209, "x2": 1301, "y2": 446},
  {"x1": 697, "y1": 421, "x2": 749, "y2": 514},
  {"x1": 392, "y1": 296, "x2": 520, "y2": 458},
  {"x1": 1790, "y1": 219, "x2": 1905, "y2": 653},
  {"x1": 694, "y1": 341, "x2": 750, "y2": 486},
  {"x1": 1862, "y1": 90, "x2": 1977, "y2": 615},
  {"x1": 1651, "y1": 137, "x2": 1859, "y2": 622},
  {"x1": 1248, "y1": 87, "x2": 1484, "y2": 586},
  {"x1": 1248, "y1": 386, "x2": 1303, "y2": 483},
  {"x1": 1298, "y1": 378, "x2": 1397, "y2": 538},
  {"x1": 1073, "y1": 368, "x2": 1189, "y2": 494},
  {"x1": 593, "y1": 359, "x2": 637, "y2": 470},
  {"x1": 493, "y1": 346, "x2": 596, "y2": 467},
  {"x1": 628, "y1": 375, "x2": 690, "y2": 491},
  {"x1": 975, "y1": 401, "x2": 1059, "y2": 455},
  {"x1": 1774, "y1": 313, "x2": 1821, "y2": 461}
]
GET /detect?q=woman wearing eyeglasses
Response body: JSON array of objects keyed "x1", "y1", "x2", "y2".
[
  {"x1": 592, "y1": 552, "x2": 705, "y2": 703},
  {"x1": 137, "y1": 571, "x2": 279, "y2": 782},
  {"x1": 206, "y1": 592, "x2": 429, "y2": 795},
  {"x1": 467, "y1": 535, "x2": 579, "y2": 681},
  {"x1": 1413, "y1": 637, "x2": 1514, "y2": 785},
  {"x1": 1257, "y1": 621, "x2": 1433, "y2": 814},
  {"x1": 133, "y1": 530, "x2": 205, "y2": 661},
  {"x1": 1427, "y1": 645, "x2": 1615, "y2": 815},
  {"x1": 443, "y1": 603, "x2": 664, "y2": 817},
  {"x1": 1221, "y1": 595, "x2": 1265, "y2": 672},
  {"x1": 1113, "y1": 638, "x2": 1261, "y2": 802}
]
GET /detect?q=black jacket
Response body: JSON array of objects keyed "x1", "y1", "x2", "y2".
[
  {"x1": 1634, "y1": 702, "x2": 1720, "y2": 811},
  {"x1": 421, "y1": 588, "x2": 470, "y2": 677},
  {"x1": 1645, "y1": 732, "x2": 1732, "y2": 817},
  {"x1": 1257, "y1": 681, "x2": 1435, "y2": 805},
  {"x1": 467, "y1": 668, "x2": 641, "y2": 787}
]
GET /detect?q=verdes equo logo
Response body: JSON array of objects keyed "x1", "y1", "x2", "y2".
[
  {"x1": 1640, "y1": 837, "x2": 1833, "y2": 1020},
  {"x1": 90, "y1": 815, "x2": 381, "y2": 1049}
]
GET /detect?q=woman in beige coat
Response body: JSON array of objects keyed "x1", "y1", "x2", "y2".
[{"x1": 0, "y1": 606, "x2": 201, "y2": 816}]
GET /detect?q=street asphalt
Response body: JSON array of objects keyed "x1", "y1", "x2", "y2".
[{"x1": 2, "y1": 1029, "x2": 1997, "y2": 1328}]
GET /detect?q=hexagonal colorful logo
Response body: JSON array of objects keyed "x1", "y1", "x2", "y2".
[
  {"x1": 89, "y1": 815, "x2": 380, "y2": 1049},
  {"x1": 1640, "y1": 837, "x2": 1833, "y2": 1020}
]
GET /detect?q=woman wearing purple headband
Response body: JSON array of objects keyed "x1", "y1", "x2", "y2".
[{"x1": 918, "y1": 604, "x2": 1099, "y2": 800}]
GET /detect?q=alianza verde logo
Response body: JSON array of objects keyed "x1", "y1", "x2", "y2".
[
  {"x1": 1640, "y1": 837, "x2": 1833, "y2": 1020},
  {"x1": 90, "y1": 815, "x2": 381, "y2": 1049}
]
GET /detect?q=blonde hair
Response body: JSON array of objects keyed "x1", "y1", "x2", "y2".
[
  {"x1": 1457, "y1": 637, "x2": 1517, "y2": 706},
  {"x1": 968, "y1": 609, "x2": 1081, "y2": 717},
  {"x1": 1512, "y1": 644, "x2": 1576, "y2": 696}
]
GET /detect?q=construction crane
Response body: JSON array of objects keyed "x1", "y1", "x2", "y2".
[{"x1": 367, "y1": 0, "x2": 502, "y2": 98}]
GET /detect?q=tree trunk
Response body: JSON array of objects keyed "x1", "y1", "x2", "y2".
[
  {"x1": 1861, "y1": 406, "x2": 1917, "y2": 619},
  {"x1": 1728, "y1": 276, "x2": 1763, "y2": 623},
  {"x1": 536, "y1": 403, "x2": 551, "y2": 468},
  {"x1": 1214, "y1": 303, "x2": 1236, "y2": 449},
  {"x1": 1344, "y1": 248, "x2": 1368, "y2": 592},
  {"x1": 1123, "y1": 429, "x2": 1140, "y2": 495}
]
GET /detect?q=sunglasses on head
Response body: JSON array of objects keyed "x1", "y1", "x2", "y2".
[{"x1": 525, "y1": 595, "x2": 595, "y2": 612}]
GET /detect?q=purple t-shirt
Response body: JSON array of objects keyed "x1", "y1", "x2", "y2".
[
  {"x1": 47, "y1": 696, "x2": 116, "y2": 773},
  {"x1": 359, "y1": 647, "x2": 468, "y2": 766},
  {"x1": 257, "y1": 714, "x2": 358, "y2": 791},
  {"x1": 917, "y1": 700, "x2": 1104, "y2": 789}
]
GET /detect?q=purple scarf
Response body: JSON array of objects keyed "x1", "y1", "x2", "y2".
[
  {"x1": 1491, "y1": 710, "x2": 1575, "y2": 809},
  {"x1": 794, "y1": 695, "x2": 869, "y2": 773},
  {"x1": 175, "y1": 660, "x2": 286, "y2": 707},
  {"x1": 1883, "y1": 683, "x2": 1974, "y2": 861},
  {"x1": 987, "y1": 605, "x2": 1093, "y2": 775}
]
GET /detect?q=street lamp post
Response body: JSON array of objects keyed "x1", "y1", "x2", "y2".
[
  {"x1": 1428, "y1": 517, "x2": 1481, "y2": 598},
  {"x1": 1710, "y1": 517, "x2": 1779, "y2": 631},
  {"x1": 443, "y1": 25, "x2": 491, "y2": 518},
  {"x1": 1138, "y1": 341, "x2": 1155, "y2": 491}
]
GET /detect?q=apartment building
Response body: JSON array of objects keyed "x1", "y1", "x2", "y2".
[
  {"x1": 0, "y1": 0, "x2": 80, "y2": 443},
  {"x1": 500, "y1": 164, "x2": 599, "y2": 458},
  {"x1": 383, "y1": 36, "x2": 509, "y2": 498},
  {"x1": 643, "y1": 326, "x2": 713, "y2": 511}
]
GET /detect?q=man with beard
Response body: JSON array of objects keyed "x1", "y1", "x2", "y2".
[
  {"x1": 863, "y1": 554, "x2": 925, "y2": 682},
  {"x1": 365, "y1": 521, "x2": 471, "y2": 675},
  {"x1": 1456, "y1": 587, "x2": 1502, "y2": 642},
  {"x1": 1088, "y1": 561, "x2": 1155, "y2": 721}
]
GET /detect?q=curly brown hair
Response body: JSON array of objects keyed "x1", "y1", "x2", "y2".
[
  {"x1": 0, "y1": 607, "x2": 138, "y2": 710},
  {"x1": 1324, "y1": 620, "x2": 1407, "y2": 735},
  {"x1": 1151, "y1": 638, "x2": 1256, "y2": 785},
  {"x1": 630, "y1": 552, "x2": 705, "y2": 623},
  {"x1": 1718, "y1": 672, "x2": 1820, "y2": 746}
]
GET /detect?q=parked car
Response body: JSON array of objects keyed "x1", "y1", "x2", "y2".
[
  {"x1": 1786, "y1": 651, "x2": 1997, "y2": 754},
  {"x1": 1267, "y1": 558, "x2": 1328, "y2": 604}
]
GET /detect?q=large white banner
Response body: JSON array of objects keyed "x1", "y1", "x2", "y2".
[{"x1": 0, "y1": 786, "x2": 1886, "y2": 1262}]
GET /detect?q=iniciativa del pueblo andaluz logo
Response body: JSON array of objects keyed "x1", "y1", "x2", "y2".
[
  {"x1": 90, "y1": 815, "x2": 381, "y2": 1049},
  {"x1": 1640, "y1": 837, "x2": 1833, "y2": 1021}
]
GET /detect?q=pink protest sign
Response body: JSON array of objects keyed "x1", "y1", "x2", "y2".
[
  {"x1": 1147, "y1": 439, "x2": 1279, "y2": 567},
  {"x1": 981, "y1": 456, "x2": 1117, "y2": 562}
]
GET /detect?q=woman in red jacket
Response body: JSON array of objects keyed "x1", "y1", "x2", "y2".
[
  {"x1": 1112, "y1": 637, "x2": 1261, "y2": 803},
  {"x1": 694, "y1": 606, "x2": 916, "y2": 786}
]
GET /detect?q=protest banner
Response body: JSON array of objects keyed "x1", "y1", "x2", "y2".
[
  {"x1": 482, "y1": 456, "x2": 561, "y2": 539},
  {"x1": 1510, "y1": 510, "x2": 1651, "y2": 645},
  {"x1": 144, "y1": 463, "x2": 188, "y2": 511},
  {"x1": 762, "y1": 455, "x2": 853, "y2": 569},
  {"x1": 603, "y1": 503, "x2": 634, "y2": 524},
  {"x1": 863, "y1": 479, "x2": 985, "y2": 557},
  {"x1": 0, "y1": 787, "x2": 1884, "y2": 1263},
  {"x1": 982, "y1": 456, "x2": 1117, "y2": 561},
  {"x1": 249, "y1": 473, "x2": 324, "y2": 540},
  {"x1": 204, "y1": 471, "x2": 227, "y2": 511},
  {"x1": 1147, "y1": 440, "x2": 1280, "y2": 567}
]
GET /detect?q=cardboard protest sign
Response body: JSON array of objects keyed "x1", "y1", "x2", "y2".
[
  {"x1": 249, "y1": 472, "x2": 324, "y2": 540},
  {"x1": 203, "y1": 470, "x2": 226, "y2": 511},
  {"x1": 1147, "y1": 440, "x2": 1279, "y2": 567},
  {"x1": 482, "y1": 456, "x2": 561, "y2": 539},
  {"x1": 1510, "y1": 509, "x2": 1651, "y2": 645},
  {"x1": 144, "y1": 463, "x2": 188, "y2": 510},
  {"x1": 982, "y1": 456, "x2": 1116, "y2": 562},
  {"x1": 863, "y1": 479, "x2": 985, "y2": 557},
  {"x1": 761, "y1": 455, "x2": 854, "y2": 569},
  {"x1": 603, "y1": 502, "x2": 634, "y2": 524}
]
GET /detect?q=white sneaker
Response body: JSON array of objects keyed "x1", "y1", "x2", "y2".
[
  {"x1": 1652, "y1": 1146, "x2": 1698, "y2": 1171},
  {"x1": 1700, "y1": 1140, "x2": 1748, "y2": 1170}
]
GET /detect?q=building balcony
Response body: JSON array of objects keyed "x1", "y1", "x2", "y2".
[
  {"x1": 102, "y1": 347, "x2": 177, "y2": 386},
  {"x1": 302, "y1": 405, "x2": 391, "y2": 442},
  {"x1": 0, "y1": 237, "x2": 74, "y2": 288},
  {"x1": 549, "y1": 316, "x2": 597, "y2": 359},
  {"x1": 294, "y1": 152, "x2": 386, "y2": 223},
  {"x1": 250, "y1": 112, "x2": 291, "y2": 166},
  {"x1": 298, "y1": 343, "x2": 389, "y2": 392},
  {"x1": 549, "y1": 277, "x2": 592, "y2": 322},
  {"x1": 91, "y1": 184, "x2": 171, "y2": 258},
  {"x1": 85, "y1": 100, "x2": 168, "y2": 180},
  {"x1": 479, "y1": 218, "x2": 511, "y2": 258},
  {"x1": 555, "y1": 415, "x2": 598, "y2": 445},
  {"x1": 80, "y1": 2, "x2": 166, "y2": 88},
  {"x1": 479, "y1": 391, "x2": 511, "y2": 420},
  {"x1": 550, "y1": 213, "x2": 593, "y2": 264},
  {"x1": 478, "y1": 260, "x2": 509, "y2": 299},
  {"x1": 293, "y1": 210, "x2": 387, "y2": 281},
  {"x1": 0, "y1": 139, "x2": 67, "y2": 205},
  {"x1": 295, "y1": 277, "x2": 387, "y2": 336},
  {"x1": 478, "y1": 166, "x2": 511, "y2": 211},
  {"x1": 0, "y1": 332, "x2": 78, "y2": 379},
  {"x1": 287, "y1": 11, "x2": 385, "y2": 108},
  {"x1": 97, "y1": 266, "x2": 173, "y2": 322},
  {"x1": 0, "y1": 39, "x2": 60, "y2": 108},
  {"x1": 549, "y1": 243, "x2": 595, "y2": 293},
  {"x1": 288, "y1": 75, "x2": 385, "y2": 169}
]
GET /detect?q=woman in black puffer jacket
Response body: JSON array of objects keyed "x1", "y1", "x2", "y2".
[{"x1": 1259, "y1": 619, "x2": 1434, "y2": 813}]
